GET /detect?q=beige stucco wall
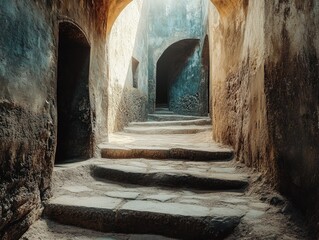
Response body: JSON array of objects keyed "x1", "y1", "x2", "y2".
[
  {"x1": 208, "y1": 0, "x2": 319, "y2": 231},
  {"x1": 107, "y1": 0, "x2": 148, "y2": 133},
  {"x1": 209, "y1": 0, "x2": 271, "y2": 173}
]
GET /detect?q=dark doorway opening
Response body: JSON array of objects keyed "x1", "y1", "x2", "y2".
[
  {"x1": 201, "y1": 35, "x2": 210, "y2": 115},
  {"x1": 132, "y1": 57, "x2": 139, "y2": 89},
  {"x1": 55, "y1": 22, "x2": 92, "y2": 163},
  {"x1": 156, "y1": 39, "x2": 199, "y2": 109}
]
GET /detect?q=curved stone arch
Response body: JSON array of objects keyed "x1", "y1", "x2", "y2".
[
  {"x1": 58, "y1": 18, "x2": 91, "y2": 46},
  {"x1": 155, "y1": 38, "x2": 201, "y2": 107},
  {"x1": 152, "y1": 37, "x2": 201, "y2": 86},
  {"x1": 106, "y1": 0, "x2": 133, "y2": 34},
  {"x1": 154, "y1": 37, "x2": 202, "y2": 66},
  {"x1": 210, "y1": 0, "x2": 242, "y2": 16},
  {"x1": 105, "y1": 0, "x2": 239, "y2": 35},
  {"x1": 148, "y1": 36, "x2": 203, "y2": 113},
  {"x1": 150, "y1": 37, "x2": 201, "y2": 92}
]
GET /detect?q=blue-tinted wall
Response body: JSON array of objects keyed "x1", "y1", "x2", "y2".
[{"x1": 147, "y1": 0, "x2": 209, "y2": 115}]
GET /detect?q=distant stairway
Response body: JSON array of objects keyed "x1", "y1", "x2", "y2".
[{"x1": 148, "y1": 107, "x2": 209, "y2": 122}]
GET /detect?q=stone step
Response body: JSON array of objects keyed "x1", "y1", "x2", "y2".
[
  {"x1": 44, "y1": 195, "x2": 243, "y2": 239},
  {"x1": 124, "y1": 125, "x2": 211, "y2": 135},
  {"x1": 148, "y1": 114, "x2": 208, "y2": 122},
  {"x1": 35, "y1": 158, "x2": 280, "y2": 240},
  {"x1": 154, "y1": 110, "x2": 175, "y2": 115},
  {"x1": 155, "y1": 107, "x2": 170, "y2": 112},
  {"x1": 22, "y1": 219, "x2": 177, "y2": 240},
  {"x1": 91, "y1": 164, "x2": 249, "y2": 191},
  {"x1": 129, "y1": 118, "x2": 211, "y2": 127},
  {"x1": 100, "y1": 145, "x2": 234, "y2": 161}
]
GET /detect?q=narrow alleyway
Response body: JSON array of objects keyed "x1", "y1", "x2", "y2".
[
  {"x1": 2, "y1": 1, "x2": 319, "y2": 239},
  {"x1": 23, "y1": 110, "x2": 310, "y2": 239}
]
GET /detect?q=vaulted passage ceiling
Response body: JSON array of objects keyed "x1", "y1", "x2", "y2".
[
  {"x1": 105, "y1": 0, "x2": 244, "y2": 33},
  {"x1": 106, "y1": 0, "x2": 133, "y2": 33}
]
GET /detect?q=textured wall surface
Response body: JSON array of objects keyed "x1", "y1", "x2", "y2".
[
  {"x1": 209, "y1": 0, "x2": 269, "y2": 175},
  {"x1": 209, "y1": 0, "x2": 319, "y2": 232},
  {"x1": 147, "y1": 0, "x2": 208, "y2": 113},
  {"x1": 156, "y1": 39, "x2": 209, "y2": 116},
  {"x1": 264, "y1": 0, "x2": 319, "y2": 228},
  {"x1": 169, "y1": 45, "x2": 205, "y2": 115},
  {"x1": 107, "y1": 0, "x2": 149, "y2": 133},
  {"x1": 0, "y1": 0, "x2": 109, "y2": 238}
]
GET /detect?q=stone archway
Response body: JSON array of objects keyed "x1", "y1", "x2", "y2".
[
  {"x1": 55, "y1": 22, "x2": 93, "y2": 163},
  {"x1": 155, "y1": 39, "x2": 210, "y2": 116},
  {"x1": 105, "y1": 0, "x2": 231, "y2": 34},
  {"x1": 106, "y1": 0, "x2": 133, "y2": 34}
]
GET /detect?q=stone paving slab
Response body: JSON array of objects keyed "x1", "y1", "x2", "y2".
[
  {"x1": 45, "y1": 196, "x2": 242, "y2": 239},
  {"x1": 50, "y1": 195, "x2": 122, "y2": 209},
  {"x1": 22, "y1": 219, "x2": 177, "y2": 240},
  {"x1": 94, "y1": 158, "x2": 243, "y2": 176},
  {"x1": 91, "y1": 163, "x2": 249, "y2": 191},
  {"x1": 101, "y1": 130, "x2": 232, "y2": 153},
  {"x1": 121, "y1": 200, "x2": 244, "y2": 218},
  {"x1": 105, "y1": 191, "x2": 140, "y2": 200}
]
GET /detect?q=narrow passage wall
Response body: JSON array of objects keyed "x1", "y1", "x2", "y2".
[
  {"x1": 209, "y1": 0, "x2": 319, "y2": 232},
  {"x1": 0, "y1": 0, "x2": 109, "y2": 238},
  {"x1": 107, "y1": 0, "x2": 149, "y2": 133}
]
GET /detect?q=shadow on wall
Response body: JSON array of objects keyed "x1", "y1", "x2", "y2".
[
  {"x1": 156, "y1": 39, "x2": 199, "y2": 107},
  {"x1": 201, "y1": 35, "x2": 210, "y2": 116}
]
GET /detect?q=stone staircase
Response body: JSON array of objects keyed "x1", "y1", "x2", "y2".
[
  {"x1": 23, "y1": 112, "x2": 309, "y2": 239},
  {"x1": 148, "y1": 107, "x2": 209, "y2": 122},
  {"x1": 44, "y1": 114, "x2": 249, "y2": 239},
  {"x1": 42, "y1": 113, "x2": 250, "y2": 239}
]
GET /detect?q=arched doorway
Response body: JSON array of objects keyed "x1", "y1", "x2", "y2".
[
  {"x1": 156, "y1": 39, "x2": 209, "y2": 116},
  {"x1": 55, "y1": 22, "x2": 93, "y2": 163}
]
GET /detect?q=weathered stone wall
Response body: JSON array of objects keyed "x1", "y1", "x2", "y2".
[
  {"x1": 169, "y1": 45, "x2": 207, "y2": 116},
  {"x1": 209, "y1": 0, "x2": 319, "y2": 232},
  {"x1": 0, "y1": 2, "x2": 56, "y2": 238},
  {"x1": 155, "y1": 38, "x2": 209, "y2": 116},
  {"x1": 264, "y1": 0, "x2": 319, "y2": 230},
  {"x1": 209, "y1": 0, "x2": 270, "y2": 173},
  {"x1": 0, "y1": 0, "x2": 109, "y2": 238},
  {"x1": 107, "y1": 0, "x2": 149, "y2": 133}
]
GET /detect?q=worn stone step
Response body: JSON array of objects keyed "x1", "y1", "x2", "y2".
[
  {"x1": 155, "y1": 107, "x2": 170, "y2": 112},
  {"x1": 44, "y1": 195, "x2": 243, "y2": 240},
  {"x1": 100, "y1": 145, "x2": 234, "y2": 161},
  {"x1": 22, "y1": 219, "x2": 177, "y2": 240},
  {"x1": 129, "y1": 118, "x2": 211, "y2": 127},
  {"x1": 124, "y1": 125, "x2": 211, "y2": 135},
  {"x1": 91, "y1": 164, "x2": 249, "y2": 191},
  {"x1": 148, "y1": 114, "x2": 208, "y2": 121},
  {"x1": 154, "y1": 110, "x2": 175, "y2": 115}
]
